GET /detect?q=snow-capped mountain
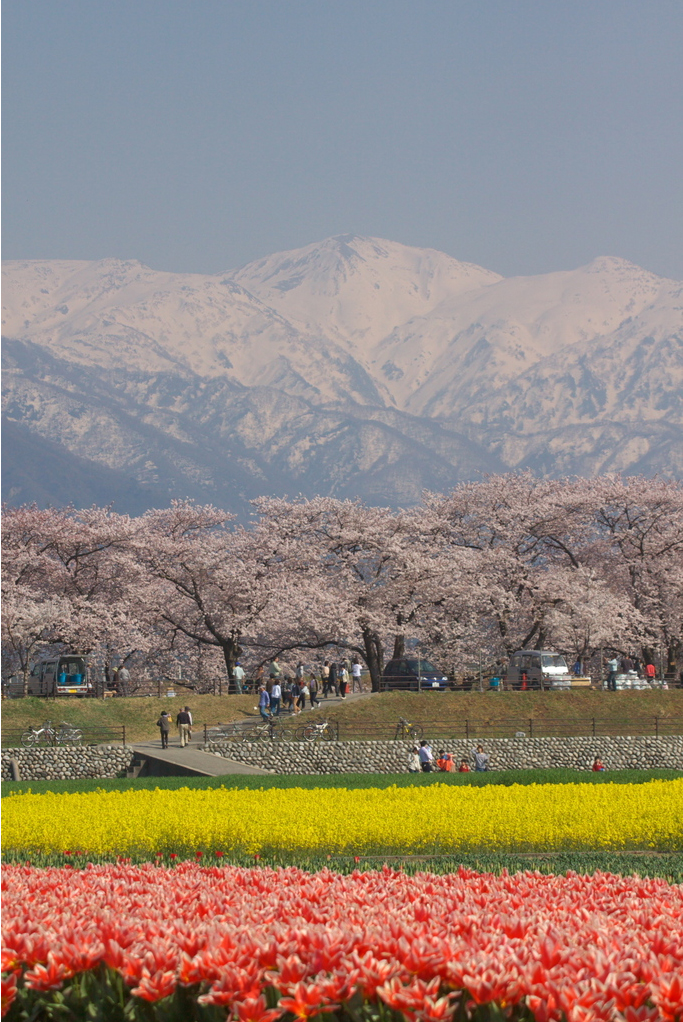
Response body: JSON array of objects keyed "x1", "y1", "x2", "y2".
[{"x1": 3, "y1": 236, "x2": 681, "y2": 513}]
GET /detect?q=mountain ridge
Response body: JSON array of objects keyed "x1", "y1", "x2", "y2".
[{"x1": 3, "y1": 235, "x2": 681, "y2": 513}]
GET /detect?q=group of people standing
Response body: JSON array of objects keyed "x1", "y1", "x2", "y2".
[
  {"x1": 408, "y1": 742, "x2": 489, "y2": 773},
  {"x1": 604, "y1": 654, "x2": 656, "y2": 691},
  {"x1": 255, "y1": 656, "x2": 365, "y2": 720}
]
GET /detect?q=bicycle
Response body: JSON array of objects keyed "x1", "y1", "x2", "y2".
[
  {"x1": 20, "y1": 721, "x2": 83, "y2": 747},
  {"x1": 296, "y1": 720, "x2": 336, "y2": 742},
  {"x1": 206, "y1": 722, "x2": 241, "y2": 744},
  {"x1": 394, "y1": 717, "x2": 423, "y2": 741},
  {"x1": 55, "y1": 722, "x2": 83, "y2": 745},
  {"x1": 241, "y1": 719, "x2": 293, "y2": 743}
]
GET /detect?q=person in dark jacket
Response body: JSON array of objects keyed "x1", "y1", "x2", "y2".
[
  {"x1": 329, "y1": 662, "x2": 338, "y2": 697},
  {"x1": 176, "y1": 707, "x2": 192, "y2": 747},
  {"x1": 157, "y1": 710, "x2": 171, "y2": 749}
]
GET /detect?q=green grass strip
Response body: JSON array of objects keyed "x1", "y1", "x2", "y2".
[
  {"x1": 3, "y1": 767, "x2": 681, "y2": 797},
  {"x1": 3, "y1": 848, "x2": 683, "y2": 881}
]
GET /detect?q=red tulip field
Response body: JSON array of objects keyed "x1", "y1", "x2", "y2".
[{"x1": 2, "y1": 862, "x2": 682, "y2": 1021}]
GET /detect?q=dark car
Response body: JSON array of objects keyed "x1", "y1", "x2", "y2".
[{"x1": 381, "y1": 658, "x2": 449, "y2": 691}]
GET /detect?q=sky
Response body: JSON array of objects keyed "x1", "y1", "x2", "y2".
[{"x1": 3, "y1": 0, "x2": 682, "y2": 280}]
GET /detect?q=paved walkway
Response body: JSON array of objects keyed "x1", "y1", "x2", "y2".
[
  {"x1": 131, "y1": 742, "x2": 272, "y2": 776},
  {"x1": 136, "y1": 688, "x2": 374, "y2": 775}
]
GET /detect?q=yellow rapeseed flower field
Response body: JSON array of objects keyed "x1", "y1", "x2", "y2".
[{"x1": 2, "y1": 780, "x2": 682, "y2": 855}]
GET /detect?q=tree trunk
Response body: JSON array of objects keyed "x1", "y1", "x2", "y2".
[
  {"x1": 21, "y1": 660, "x2": 30, "y2": 699},
  {"x1": 392, "y1": 633, "x2": 405, "y2": 659},
  {"x1": 362, "y1": 627, "x2": 384, "y2": 693},
  {"x1": 667, "y1": 640, "x2": 680, "y2": 679},
  {"x1": 220, "y1": 639, "x2": 237, "y2": 694}
]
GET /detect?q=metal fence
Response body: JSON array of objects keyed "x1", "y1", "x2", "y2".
[
  {"x1": 1, "y1": 725, "x2": 128, "y2": 749},
  {"x1": 200, "y1": 716, "x2": 683, "y2": 742}
]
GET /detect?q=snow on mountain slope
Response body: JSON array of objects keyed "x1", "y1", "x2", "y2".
[
  {"x1": 231, "y1": 234, "x2": 501, "y2": 354},
  {"x1": 2, "y1": 237, "x2": 681, "y2": 513},
  {"x1": 1, "y1": 258, "x2": 386, "y2": 407},
  {"x1": 372, "y1": 256, "x2": 676, "y2": 415}
]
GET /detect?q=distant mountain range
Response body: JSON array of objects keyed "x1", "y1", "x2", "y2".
[{"x1": 3, "y1": 235, "x2": 682, "y2": 514}]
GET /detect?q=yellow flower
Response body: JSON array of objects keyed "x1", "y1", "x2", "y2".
[{"x1": 2, "y1": 780, "x2": 681, "y2": 855}]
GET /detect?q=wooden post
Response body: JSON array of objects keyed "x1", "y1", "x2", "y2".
[
  {"x1": 122, "y1": 726, "x2": 126, "y2": 746},
  {"x1": 529, "y1": 718, "x2": 533, "y2": 738}
]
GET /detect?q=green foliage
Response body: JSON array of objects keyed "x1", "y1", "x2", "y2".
[
  {"x1": 3, "y1": 767, "x2": 681, "y2": 798},
  {"x1": 3, "y1": 848, "x2": 683, "y2": 881}
]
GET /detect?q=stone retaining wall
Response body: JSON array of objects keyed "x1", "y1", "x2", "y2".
[
  {"x1": 205, "y1": 736, "x2": 683, "y2": 774},
  {"x1": 1, "y1": 746, "x2": 135, "y2": 781}
]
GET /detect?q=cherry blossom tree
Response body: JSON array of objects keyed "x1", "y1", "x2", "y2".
[
  {"x1": 251, "y1": 497, "x2": 444, "y2": 690},
  {"x1": 1, "y1": 582, "x2": 69, "y2": 696},
  {"x1": 587, "y1": 475, "x2": 683, "y2": 673}
]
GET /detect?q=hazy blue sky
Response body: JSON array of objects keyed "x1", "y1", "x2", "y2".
[{"x1": 3, "y1": 1, "x2": 682, "y2": 278}]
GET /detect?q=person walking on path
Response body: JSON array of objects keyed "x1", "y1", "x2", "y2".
[
  {"x1": 351, "y1": 659, "x2": 364, "y2": 693},
  {"x1": 233, "y1": 662, "x2": 245, "y2": 694},
  {"x1": 605, "y1": 656, "x2": 619, "y2": 691},
  {"x1": 471, "y1": 744, "x2": 490, "y2": 772},
  {"x1": 282, "y1": 679, "x2": 294, "y2": 713},
  {"x1": 156, "y1": 710, "x2": 171, "y2": 749},
  {"x1": 176, "y1": 707, "x2": 192, "y2": 747},
  {"x1": 339, "y1": 664, "x2": 349, "y2": 699},
  {"x1": 328, "y1": 662, "x2": 339, "y2": 697},
  {"x1": 309, "y1": 675, "x2": 320, "y2": 708},
  {"x1": 418, "y1": 741, "x2": 434, "y2": 772},
  {"x1": 321, "y1": 661, "x2": 331, "y2": 697},
  {"x1": 270, "y1": 680, "x2": 281, "y2": 716},
  {"x1": 290, "y1": 679, "x2": 302, "y2": 714},
  {"x1": 258, "y1": 685, "x2": 271, "y2": 723}
]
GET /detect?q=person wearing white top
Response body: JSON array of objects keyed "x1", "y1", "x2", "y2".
[
  {"x1": 233, "y1": 663, "x2": 245, "y2": 694},
  {"x1": 418, "y1": 741, "x2": 433, "y2": 772},
  {"x1": 351, "y1": 660, "x2": 363, "y2": 692},
  {"x1": 270, "y1": 681, "x2": 282, "y2": 716},
  {"x1": 408, "y1": 747, "x2": 421, "y2": 773}
]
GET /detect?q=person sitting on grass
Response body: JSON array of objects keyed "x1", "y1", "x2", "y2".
[
  {"x1": 458, "y1": 759, "x2": 470, "y2": 773},
  {"x1": 436, "y1": 750, "x2": 454, "y2": 772},
  {"x1": 592, "y1": 756, "x2": 606, "y2": 772}
]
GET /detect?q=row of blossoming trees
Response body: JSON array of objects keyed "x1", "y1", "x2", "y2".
[{"x1": 2, "y1": 474, "x2": 682, "y2": 694}]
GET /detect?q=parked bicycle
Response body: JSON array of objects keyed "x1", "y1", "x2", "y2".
[
  {"x1": 205, "y1": 723, "x2": 242, "y2": 744},
  {"x1": 394, "y1": 717, "x2": 423, "y2": 741},
  {"x1": 241, "y1": 719, "x2": 293, "y2": 742},
  {"x1": 20, "y1": 721, "x2": 83, "y2": 748},
  {"x1": 296, "y1": 720, "x2": 337, "y2": 742}
]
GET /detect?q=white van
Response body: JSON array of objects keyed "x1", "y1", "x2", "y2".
[{"x1": 506, "y1": 650, "x2": 571, "y2": 690}]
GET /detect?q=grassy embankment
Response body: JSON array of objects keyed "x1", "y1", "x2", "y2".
[{"x1": 2, "y1": 689, "x2": 683, "y2": 743}]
